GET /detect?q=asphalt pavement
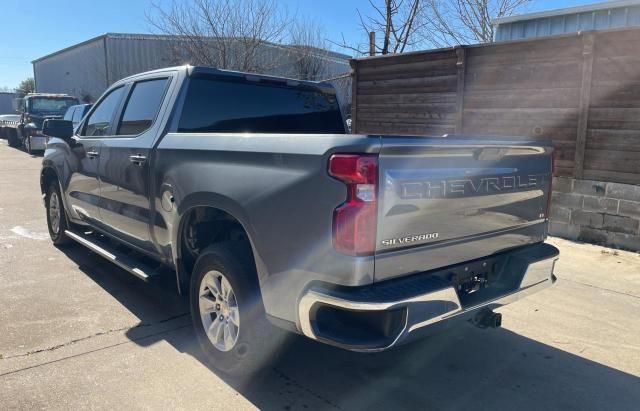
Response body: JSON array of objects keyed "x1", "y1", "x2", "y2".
[{"x1": 1, "y1": 139, "x2": 639, "y2": 410}]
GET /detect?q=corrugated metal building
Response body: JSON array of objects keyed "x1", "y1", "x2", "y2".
[
  {"x1": 32, "y1": 33, "x2": 351, "y2": 102},
  {"x1": 0, "y1": 92, "x2": 17, "y2": 114},
  {"x1": 493, "y1": 0, "x2": 640, "y2": 41}
]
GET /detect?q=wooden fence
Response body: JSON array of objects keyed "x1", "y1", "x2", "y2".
[{"x1": 351, "y1": 28, "x2": 640, "y2": 185}]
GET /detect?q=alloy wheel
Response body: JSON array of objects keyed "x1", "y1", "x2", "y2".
[
  {"x1": 49, "y1": 191, "x2": 61, "y2": 234},
  {"x1": 198, "y1": 270, "x2": 240, "y2": 352}
]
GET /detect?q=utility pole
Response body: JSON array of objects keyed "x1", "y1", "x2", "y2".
[{"x1": 369, "y1": 31, "x2": 376, "y2": 56}]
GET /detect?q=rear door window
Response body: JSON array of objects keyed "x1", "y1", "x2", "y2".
[
  {"x1": 178, "y1": 78, "x2": 345, "y2": 134},
  {"x1": 116, "y1": 78, "x2": 169, "y2": 136},
  {"x1": 82, "y1": 87, "x2": 125, "y2": 137}
]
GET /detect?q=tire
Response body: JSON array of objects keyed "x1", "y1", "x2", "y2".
[
  {"x1": 25, "y1": 135, "x2": 32, "y2": 154},
  {"x1": 46, "y1": 182, "x2": 72, "y2": 246},
  {"x1": 7, "y1": 129, "x2": 19, "y2": 148},
  {"x1": 190, "y1": 242, "x2": 286, "y2": 377}
]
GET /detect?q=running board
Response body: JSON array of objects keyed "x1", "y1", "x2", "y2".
[{"x1": 64, "y1": 230, "x2": 159, "y2": 281}]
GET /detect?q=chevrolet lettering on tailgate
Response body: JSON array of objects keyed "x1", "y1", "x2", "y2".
[{"x1": 400, "y1": 174, "x2": 546, "y2": 200}]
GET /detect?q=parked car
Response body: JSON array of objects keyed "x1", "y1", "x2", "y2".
[
  {"x1": 5, "y1": 93, "x2": 78, "y2": 153},
  {"x1": 62, "y1": 104, "x2": 92, "y2": 131},
  {"x1": 41, "y1": 66, "x2": 559, "y2": 376}
]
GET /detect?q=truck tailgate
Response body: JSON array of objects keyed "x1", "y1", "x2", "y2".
[{"x1": 374, "y1": 136, "x2": 552, "y2": 282}]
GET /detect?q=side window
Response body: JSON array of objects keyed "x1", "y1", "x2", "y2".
[
  {"x1": 82, "y1": 87, "x2": 125, "y2": 137},
  {"x1": 63, "y1": 107, "x2": 75, "y2": 121},
  {"x1": 72, "y1": 106, "x2": 84, "y2": 123},
  {"x1": 116, "y1": 78, "x2": 168, "y2": 136}
]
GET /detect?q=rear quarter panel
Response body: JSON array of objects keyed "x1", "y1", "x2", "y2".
[{"x1": 153, "y1": 133, "x2": 380, "y2": 323}]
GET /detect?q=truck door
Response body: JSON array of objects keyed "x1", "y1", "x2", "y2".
[
  {"x1": 66, "y1": 87, "x2": 126, "y2": 224},
  {"x1": 97, "y1": 77, "x2": 172, "y2": 252}
]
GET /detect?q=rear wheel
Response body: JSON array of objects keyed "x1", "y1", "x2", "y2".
[
  {"x1": 190, "y1": 242, "x2": 286, "y2": 377},
  {"x1": 46, "y1": 182, "x2": 71, "y2": 246}
]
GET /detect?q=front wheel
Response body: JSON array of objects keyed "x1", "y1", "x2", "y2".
[
  {"x1": 7, "y1": 129, "x2": 19, "y2": 148},
  {"x1": 190, "y1": 242, "x2": 286, "y2": 377},
  {"x1": 25, "y1": 135, "x2": 32, "y2": 154},
  {"x1": 46, "y1": 182, "x2": 71, "y2": 245}
]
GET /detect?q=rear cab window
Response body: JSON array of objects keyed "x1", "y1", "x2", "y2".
[{"x1": 178, "y1": 77, "x2": 345, "y2": 134}]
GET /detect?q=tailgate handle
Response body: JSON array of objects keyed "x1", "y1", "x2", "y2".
[{"x1": 475, "y1": 148, "x2": 507, "y2": 161}]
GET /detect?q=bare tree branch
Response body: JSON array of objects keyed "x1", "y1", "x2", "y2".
[
  {"x1": 421, "y1": 0, "x2": 531, "y2": 46},
  {"x1": 332, "y1": 0, "x2": 530, "y2": 55},
  {"x1": 288, "y1": 19, "x2": 332, "y2": 80},
  {"x1": 332, "y1": 0, "x2": 423, "y2": 56},
  {"x1": 146, "y1": 0, "x2": 291, "y2": 73}
]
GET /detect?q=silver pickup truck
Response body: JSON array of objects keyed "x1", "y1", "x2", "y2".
[{"x1": 41, "y1": 66, "x2": 559, "y2": 376}]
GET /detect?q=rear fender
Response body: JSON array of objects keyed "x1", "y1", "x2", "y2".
[{"x1": 171, "y1": 192, "x2": 265, "y2": 291}]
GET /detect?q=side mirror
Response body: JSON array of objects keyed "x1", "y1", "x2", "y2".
[{"x1": 43, "y1": 119, "x2": 74, "y2": 139}]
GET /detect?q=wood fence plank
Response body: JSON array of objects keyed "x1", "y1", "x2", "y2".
[
  {"x1": 455, "y1": 47, "x2": 466, "y2": 133},
  {"x1": 574, "y1": 33, "x2": 595, "y2": 179},
  {"x1": 350, "y1": 59, "x2": 358, "y2": 133},
  {"x1": 352, "y1": 28, "x2": 640, "y2": 185}
]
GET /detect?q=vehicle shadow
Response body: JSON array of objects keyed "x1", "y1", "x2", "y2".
[{"x1": 59, "y1": 245, "x2": 640, "y2": 411}]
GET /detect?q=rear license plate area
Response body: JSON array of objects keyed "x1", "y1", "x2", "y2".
[{"x1": 447, "y1": 256, "x2": 508, "y2": 306}]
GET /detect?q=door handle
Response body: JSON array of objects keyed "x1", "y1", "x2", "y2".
[
  {"x1": 129, "y1": 154, "x2": 147, "y2": 166},
  {"x1": 86, "y1": 150, "x2": 100, "y2": 159}
]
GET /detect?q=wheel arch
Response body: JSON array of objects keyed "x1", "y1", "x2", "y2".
[
  {"x1": 172, "y1": 193, "x2": 264, "y2": 295},
  {"x1": 40, "y1": 166, "x2": 60, "y2": 196}
]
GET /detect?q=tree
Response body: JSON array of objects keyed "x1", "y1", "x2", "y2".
[
  {"x1": 288, "y1": 19, "x2": 331, "y2": 80},
  {"x1": 334, "y1": 0, "x2": 530, "y2": 56},
  {"x1": 147, "y1": 0, "x2": 290, "y2": 73},
  {"x1": 421, "y1": 0, "x2": 531, "y2": 47},
  {"x1": 334, "y1": 0, "x2": 424, "y2": 55},
  {"x1": 15, "y1": 78, "x2": 35, "y2": 97}
]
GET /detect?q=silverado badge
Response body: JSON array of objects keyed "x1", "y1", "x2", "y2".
[{"x1": 381, "y1": 232, "x2": 439, "y2": 246}]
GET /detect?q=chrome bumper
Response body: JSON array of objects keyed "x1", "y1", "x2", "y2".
[
  {"x1": 298, "y1": 244, "x2": 559, "y2": 352},
  {"x1": 29, "y1": 136, "x2": 47, "y2": 150}
]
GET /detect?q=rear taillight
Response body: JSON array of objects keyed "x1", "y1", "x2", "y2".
[{"x1": 328, "y1": 154, "x2": 378, "y2": 256}]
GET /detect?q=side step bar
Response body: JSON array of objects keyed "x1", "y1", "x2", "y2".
[{"x1": 64, "y1": 230, "x2": 159, "y2": 281}]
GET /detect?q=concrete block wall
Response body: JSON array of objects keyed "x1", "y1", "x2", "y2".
[{"x1": 549, "y1": 177, "x2": 640, "y2": 251}]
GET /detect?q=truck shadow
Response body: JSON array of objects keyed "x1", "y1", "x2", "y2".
[{"x1": 60, "y1": 245, "x2": 640, "y2": 411}]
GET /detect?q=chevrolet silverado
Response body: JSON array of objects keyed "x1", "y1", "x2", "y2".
[{"x1": 40, "y1": 66, "x2": 559, "y2": 376}]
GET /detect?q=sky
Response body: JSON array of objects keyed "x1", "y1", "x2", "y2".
[{"x1": 0, "y1": 0, "x2": 605, "y2": 89}]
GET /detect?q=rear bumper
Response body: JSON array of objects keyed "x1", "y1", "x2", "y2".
[{"x1": 298, "y1": 242, "x2": 559, "y2": 351}]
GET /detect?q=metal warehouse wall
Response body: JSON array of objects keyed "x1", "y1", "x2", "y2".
[
  {"x1": 34, "y1": 34, "x2": 350, "y2": 103},
  {"x1": 0, "y1": 93, "x2": 16, "y2": 114},
  {"x1": 33, "y1": 38, "x2": 107, "y2": 102},
  {"x1": 495, "y1": 1, "x2": 640, "y2": 41},
  {"x1": 105, "y1": 35, "x2": 350, "y2": 83},
  {"x1": 105, "y1": 35, "x2": 179, "y2": 86}
]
